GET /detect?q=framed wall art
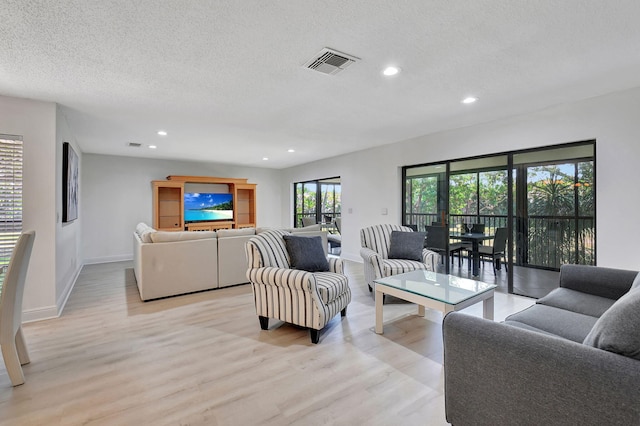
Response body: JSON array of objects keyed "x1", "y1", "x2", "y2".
[{"x1": 62, "y1": 142, "x2": 79, "y2": 222}]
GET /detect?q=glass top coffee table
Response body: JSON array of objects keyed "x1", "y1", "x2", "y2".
[{"x1": 374, "y1": 270, "x2": 497, "y2": 334}]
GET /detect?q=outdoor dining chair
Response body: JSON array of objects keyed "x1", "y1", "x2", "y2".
[{"x1": 474, "y1": 227, "x2": 508, "y2": 273}]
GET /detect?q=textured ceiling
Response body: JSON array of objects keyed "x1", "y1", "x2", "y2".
[{"x1": 2, "y1": 1, "x2": 640, "y2": 169}]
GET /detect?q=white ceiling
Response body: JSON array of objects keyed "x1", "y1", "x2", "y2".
[{"x1": 2, "y1": 1, "x2": 640, "y2": 169}]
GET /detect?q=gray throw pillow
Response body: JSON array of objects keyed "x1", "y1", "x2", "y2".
[
  {"x1": 388, "y1": 231, "x2": 426, "y2": 261},
  {"x1": 283, "y1": 235, "x2": 329, "y2": 272},
  {"x1": 583, "y1": 287, "x2": 640, "y2": 360}
]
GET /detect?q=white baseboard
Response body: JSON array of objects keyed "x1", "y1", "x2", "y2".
[
  {"x1": 22, "y1": 305, "x2": 59, "y2": 323},
  {"x1": 84, "y1": 254, "x2": 133, "y2": 265},
  {"x1": 55, "y1": 263, "x2": 82, "y2": 317},
  {"x1": 21, "y1": 254, "x2": 134, "y2": 323},
  {"x1": 22, "y1": 263, "x2": 83, "y2": 323}
]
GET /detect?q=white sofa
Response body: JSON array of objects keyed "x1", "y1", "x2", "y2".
[
  {"x1": 216, "y1": 228, "x2": 260, "y2": 287},
  {"x1": 133, "y1": 223, "x2": 328, "y2": 301},
  {"x1": 133, "y1": 223, "x2": 219, "y2": 301}
]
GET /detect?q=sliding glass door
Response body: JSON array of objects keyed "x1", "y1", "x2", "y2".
[
  {"x1": 403, "y1": 141, "x2": 595, "y2": 298},
  {"x1": 294, "y1": 177, "x2": 341, "y2": 227},
  {"x1": 404, "y1": 163, "x2": 454, "y2": 270},
  {"x1": 319, "y1": 180, "x2": 341, "y2": 224},
  {"x1": 404, "y1": 163, "x2": 447, "y2": 231},
  {"x1": 514, "y1": 145, "x2": 595, "y2": 270},
  {"x1": 449, "y1": 156, "x2": 509, "y2": 234}
]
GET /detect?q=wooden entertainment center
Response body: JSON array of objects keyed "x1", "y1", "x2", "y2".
[{"x1": 152, "y1": 175, "x2": 256, "y2": 231}]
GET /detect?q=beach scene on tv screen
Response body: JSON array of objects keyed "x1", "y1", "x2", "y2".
[{"x1": 184, "y1": 193, "x2": 233, "y2": 221}]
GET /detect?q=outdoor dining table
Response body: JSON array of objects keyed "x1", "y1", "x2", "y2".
[{"x1": 450, "y1": 232, "x2": 495, "y2": 276}]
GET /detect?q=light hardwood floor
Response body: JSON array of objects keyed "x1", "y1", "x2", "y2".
[{"x1": 0, "y1": 260, "x2": 534, "y2": 425}]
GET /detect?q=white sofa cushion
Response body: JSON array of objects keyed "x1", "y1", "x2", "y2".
[
  {"x1": 135, "y1": 222, "x2": 156, "y2": 243},
  {"x1": 150, "y1": 231, "x2": 217, "y2": 243},
  {"x1": 135, "y1": 222, "x2": 151, "y2": 236},
  {"x1": 216, "y1": 228, "x2": 256, "y2": 237},
  {"x1": 217, "y1": 231, "x2": 255, "y2": 287}
]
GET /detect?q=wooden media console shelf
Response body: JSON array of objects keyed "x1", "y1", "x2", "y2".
[
  {"x1": 152, "y1": 175, "x2": 256, "y2": 231},
  {"x1": 186, "y1": 221, "x2": 234, "y2": 231}
]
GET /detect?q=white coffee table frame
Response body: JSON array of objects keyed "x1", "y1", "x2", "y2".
[{"x1": 374, "y1": 271, "x2": 496, "y2": 334}]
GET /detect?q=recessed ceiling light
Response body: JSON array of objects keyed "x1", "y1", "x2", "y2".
[
  {"x1": 287, "y1": 149, "x2": 295, "y2": 153},
  {"x1": 157, "y1": 130, "x2": 167, "y2": 136},
  {"x1": 382, "y1": 66, "x2": 401, "y2": 76},
  {"x1": 148, "y1": 145, "x2": 157, "y2": 149},
  {"x1": 262, "y1": 157, "x2": 269, "y2": 161},
  {"x1": 462, "y1": 96, "x2": 478, "y2": 104}
]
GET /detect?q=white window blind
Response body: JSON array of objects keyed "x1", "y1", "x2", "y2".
[{"x1": 0, "y1": 135, "x2": 23, "y2": 286}]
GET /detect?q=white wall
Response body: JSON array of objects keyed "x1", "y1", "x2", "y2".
[
  {"x1": 0, "y1": 95, "x2": 58, "y2": 321},
  {"x1": 55, "y1": 106, "x2": 83, "y2": 313},
  {"x1": 281, "y1": 87, "x2": 640, "y2": 271},
  {"x1": 3, "y1": 86, "x2": 639, "y2": 321},
  {"x1": 81, "y1": 154, "x2": 282, "y2": 263}
]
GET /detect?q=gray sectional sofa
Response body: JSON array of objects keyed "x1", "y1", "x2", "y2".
[{"x1": 443, "y1": 264, "x2": 640, "y2": 425}]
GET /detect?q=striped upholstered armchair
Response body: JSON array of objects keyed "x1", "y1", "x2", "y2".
[
  {"x1": 360, "y1": 224, "x2": 438, "y2": 292},
  {"x1": 246, "y1": 229, "x2": 351, "y2": 344}
]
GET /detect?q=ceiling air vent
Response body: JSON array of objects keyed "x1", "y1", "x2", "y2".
[
  {"x1": 303, "y1": 48, "x2": 360, "y2": 75},
  {"x1": 128, "y1": 142, "x2": 142, "y2": 148}
]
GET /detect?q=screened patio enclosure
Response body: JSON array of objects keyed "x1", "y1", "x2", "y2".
[{"x1": 403, "y1": 141, "x2": 595, "y2": 298}]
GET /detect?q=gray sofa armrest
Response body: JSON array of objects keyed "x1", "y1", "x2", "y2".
[
  {"x1": 443, "y1": 312, "x2": 640, "y2": 426},
  {"x1": 559, "y1": 264, "x2": 638, "y2": 299}
]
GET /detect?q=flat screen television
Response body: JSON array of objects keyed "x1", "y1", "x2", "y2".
[{"x1": 184, "y1": 192, "x2": 233, "y2": 223}]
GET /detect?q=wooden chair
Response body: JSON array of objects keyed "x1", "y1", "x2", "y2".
[{"x1": 0, "y1": 230, "x2": 36, "y2": 386}]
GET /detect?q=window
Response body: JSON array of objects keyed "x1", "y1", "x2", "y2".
[
  {"x1": 449, "y1": 172, "x2": 478, "y2": 216},
  {"x1": 404, "y1": 164, "x2": 446, "y2": 230},
  {"x1": 406, "y1": 175, "x2": 438, "y2": 216},
  {"x1": 320, "y1": 181, "x2": 341, "y2": 223},
  {"x1": 293, "y1": 177, "x2": 341, "y2": 227},
  {"x1": 0, "y1": 135, "x2": 23, "y2": 292},
  {"x1": 294, "y1": 181, "x2": 318, "y2": 226}
]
